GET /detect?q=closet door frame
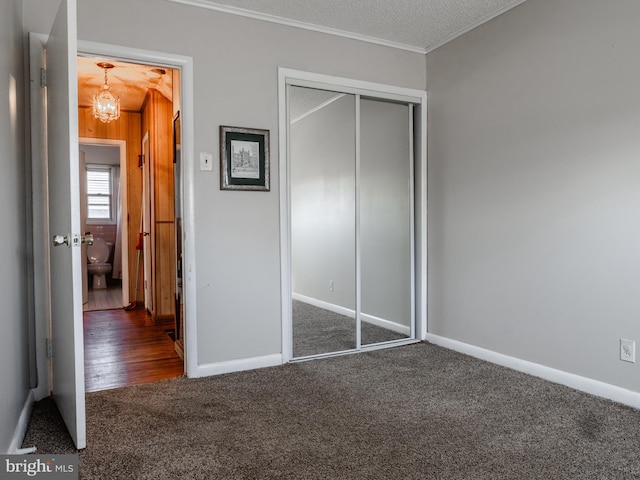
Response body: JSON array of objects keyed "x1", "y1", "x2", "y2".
[{"x1": 278, "y1": 68, "x2": 428, "y2": 362}]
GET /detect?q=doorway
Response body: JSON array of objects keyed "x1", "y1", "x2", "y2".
[
  {"x1": 79, "y1": 140, "x2": 128, "y2": 312},
  {"x1": 77, "y1": 54, "x2": 184, "y2": 391}
]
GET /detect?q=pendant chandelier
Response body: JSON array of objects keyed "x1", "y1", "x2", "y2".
[{"x1": 92, "y1": 62, "x2": 120, "y2": 123}]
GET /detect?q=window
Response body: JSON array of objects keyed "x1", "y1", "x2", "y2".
[{"x1": 86, "y1": 166, "x2": 114, "y2": 222}]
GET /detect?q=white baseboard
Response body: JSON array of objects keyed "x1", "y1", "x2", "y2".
[
  {"x1": 292, "y1": 292, "x2": 353, "y2": 318},
  {"x1": 8, "y1": 390, "x2": 37, "y2": 454},
  {"x1": 292, "y1": 293, "x2": 410, "y2": 335},
  {"x1": 191, "y1": 354, "x2": 283, "y2": 378},
  {"x1": 426, "y1": 334, "x2": 640, "y2": 410},
  {"x1": 361, "y1": 313, "x2": 410, "y2": 336}
]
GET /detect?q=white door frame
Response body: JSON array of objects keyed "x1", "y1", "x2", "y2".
[
  {"x1": 30, "y1": 37, "x2": 199, "y2": 401},
  {"x1": 278, "y1": 68, "x2": 428, "y2": 362},
  {"x1": 79, "y1": 138, "x2": 129, "y2": 308}
]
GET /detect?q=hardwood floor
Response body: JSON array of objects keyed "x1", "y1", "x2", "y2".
[{"x1": 83, "y1": 307, "x2": 184, "y2": 393}]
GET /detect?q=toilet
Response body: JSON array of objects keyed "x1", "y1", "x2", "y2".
[{"x1": 87, "y1": 237, "x2": 112, "y2": 289}]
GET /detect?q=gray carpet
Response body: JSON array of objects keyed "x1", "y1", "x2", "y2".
[
  {"x1": 22, "y1": 342, "x2": 640, "y2": 479},
  {"x1": 293, "y1": 300, "x2": 408, "y2": 357}
]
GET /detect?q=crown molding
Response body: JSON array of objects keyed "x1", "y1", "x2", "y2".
[
  {"x1": 165, "y1": 0, "x2": 428, "y2": 54},
  {"x1": 165, "y1": 0, "x2": 529, "y2": 56}
]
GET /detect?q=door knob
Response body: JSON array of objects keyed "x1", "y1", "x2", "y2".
[
  {"x1": 53, "y1": 233, "x2": 94, "y2": 247},
  {"x1": 52, "y1": 234, "x2": 70, "y2": 247},
  {"x1": 82, "y1": 233, "x2": 94, "y2": 245}
]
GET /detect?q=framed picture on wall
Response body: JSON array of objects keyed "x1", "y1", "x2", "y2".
[{"x1": 220, "y1": 125, "x2": 270, "y2": 191}]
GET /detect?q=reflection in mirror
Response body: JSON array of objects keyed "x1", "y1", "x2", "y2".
[
  {"x1": 360, "y1": 98, "x2": 412, "y2": 345},
  {"x1": 290, "y1": 86, "x2": 357, "y2": 357}
]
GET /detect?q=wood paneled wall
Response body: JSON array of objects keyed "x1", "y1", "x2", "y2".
[
  {"x1": 78, "y1": 107, "x2": 142, "y2": 304},
  {"x1": 141, "y1": 89, "x2": 176, "y2": 320}
]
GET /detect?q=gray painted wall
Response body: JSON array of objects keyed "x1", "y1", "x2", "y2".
[
  {"x1": 0, "y1": 0, "x2": 30, "y2": 453},
  {"x1": 426, "y1": 0, "x2": 640, "y2": 392},
  {"x1": 20, "y1": 0, "x2": 425, "y2": 366}
]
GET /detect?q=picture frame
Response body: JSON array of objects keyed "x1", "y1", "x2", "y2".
[{"x1": 220, "y1": 125, "x2": 270, "y2": 191}]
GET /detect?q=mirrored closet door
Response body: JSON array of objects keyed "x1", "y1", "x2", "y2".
[
  {"x1": 288, "y1": 84, "x2": 415, "y2": 359},
  {"x1": 290, "y1": 87, "x2": 357, "y2": 357},
  {"x1": 360, "y1": 98, "x2": 413, "y2": 346}
]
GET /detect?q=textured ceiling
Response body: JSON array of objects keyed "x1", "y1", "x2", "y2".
[{"x1": 172, "y1": 0, "x2": 528, "y2": 52}]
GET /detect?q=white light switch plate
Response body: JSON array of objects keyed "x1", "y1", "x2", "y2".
[{"x1": 200, "y1": 152, "x2": 213, "y2": 171}]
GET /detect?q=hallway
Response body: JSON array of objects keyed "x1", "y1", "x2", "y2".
[{"x1": 83, "y1": 307, "x2": 184, "y2": 393}]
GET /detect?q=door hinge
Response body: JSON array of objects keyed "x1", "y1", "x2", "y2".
[
  {"x1": 138, "y1": 154, "x2": 144, "y2": 168},
  {"x1": 40, "y1": 68, "x2": 47, "y2": 88},
  {"x1": 46, "y1": 338, "x2": 53, "y2": 358}
]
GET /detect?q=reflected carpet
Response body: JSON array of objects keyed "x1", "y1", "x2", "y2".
[{"x1": 293, "y1": 299, "x2": 408, "y2": 357}]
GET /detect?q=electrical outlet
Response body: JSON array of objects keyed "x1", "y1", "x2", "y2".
[
  {"x1": 620, "y1": 339, "x2": 635, "y2": 363},
  {"x1": 329, "y1": 280, "x2": 334, "y2": 292}
]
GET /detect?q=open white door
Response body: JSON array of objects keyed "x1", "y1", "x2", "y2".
[{"x1": 46, "y1": 0, "x2": 86, "y2": 449}]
